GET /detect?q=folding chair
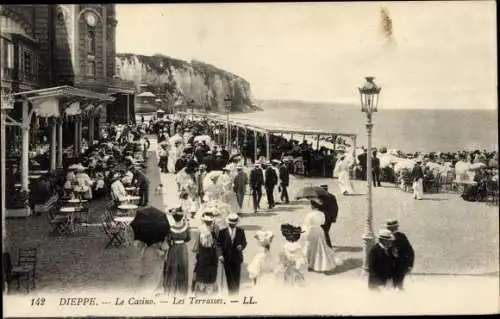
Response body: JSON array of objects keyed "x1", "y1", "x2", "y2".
[
  {"x1": 74, "y1": 207, "x2": 90, "y2": 233},
  {"x1": 47, "y1": 209, "x2": 68, "y2": 236},
  {"x1": 99, "y1": 217, "x2": 125, "y2": 248},
  {"x1": 11, "y1": 247, "x2": 37, "y2": 293}
]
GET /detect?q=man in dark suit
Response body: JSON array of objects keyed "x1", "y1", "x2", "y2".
[
  {"x1": 368, "y1": 229, "x2": 396, "y2": 290},
  {"x1": 387, "y1": 219, "x2": 414, "y2": 290},
  {"x1": 264, "y1": 161, "x2": 278, "y2": 209},
  {"x1": 279, "y1": 160, "x2": 290, "y2": 204},
  {"x1": 130, "y1": 165, "x2": 149, "y2": 206},
  {"x1": 202, "y1": 150, "x2": 215, "y2": 172},
  {"x1": 358, "y1": 148, "x2": 367, "y2": 180},
  {"x1": 372, "y1": 150, "x2": 381, "y2": 187},
  {"x1": 249, "y1": 163, "x2": 264, "y2": 213},
  {"x1": 220, "y1": 145, "x2": 230, "y2": 165},
  {"x1": 217, "y1": 213, "x2": 247, "y2": 295}
]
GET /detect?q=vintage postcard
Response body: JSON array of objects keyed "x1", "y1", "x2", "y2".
[{"x1": 1, "y1": 1, "x2": 498, "y2": 317}]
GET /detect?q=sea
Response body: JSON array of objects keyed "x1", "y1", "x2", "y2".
[{"x1": 233, "y1": 100, "x2": 498, "y2": 153}]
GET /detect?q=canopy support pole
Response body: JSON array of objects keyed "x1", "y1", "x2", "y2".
[
  {"x1": 21, "y1": 100, "x2": 30, "y2": 191},
  {"x1": 57, "y1": 120, "x2": 63, "y2": 168},
  {"x1": 74, "y1": 117, "x2": 79, "y2": 156},
  {"x1": 352, "y1": 135, "x2": 357, "y2": 179},
  {"x1": 266, "y1": 132, "x2": 270, "y2": 161},
  {"x1": 316, "y1": 134, "x2": 320, "y2": 150},
  {"x1": 1, "y1": 109, "x2": 7, "y2": 244},
  {"x1": 332, "y1": 135, "x2": 336, "y2": 154},
  {"x1": 126, "y1": 94, "x2": 130, "y2": 125},
  {"x1": 290, "y1": 133, "x2": 293, "y2": 141},
  {"x1": 50, "y1": 118, "x2": 57, "y2": 171},
  {"x1": 236, "y1": 126, "x2": 239, "y2": 149},
  {"x1": 254, "y1": 130, "x2": 257, "y2": 163},
  {"x1": 89, "y1": 114, "x2": 94, "y2": 143}
]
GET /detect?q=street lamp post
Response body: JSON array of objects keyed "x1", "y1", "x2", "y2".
[
  {"x1": 358, "y1": 76, "x2": 382, "y2": 274},
  {"x1": 188, "y1": 99, "x2": 195, "y2": 121},
  {"x1": 224, "y1": 95, "x2": 232, "y2": 151}
]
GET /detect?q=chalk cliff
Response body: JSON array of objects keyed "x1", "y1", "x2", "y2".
[{"x1": 115, "y1": 53, "x2": 255, "y2": 112}]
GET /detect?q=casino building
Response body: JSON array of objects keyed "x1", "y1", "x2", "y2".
[{"x1": 0, "y1": 5, "x2": 135, "y2": 222}]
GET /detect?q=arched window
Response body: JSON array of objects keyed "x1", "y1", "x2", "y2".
[{"x1": 86, "y1": 29, "x2": 96, "y2": 55}]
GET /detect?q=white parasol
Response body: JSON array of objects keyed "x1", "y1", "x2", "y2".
[
  {"x1": 203, "y1": 170, "x2": 224, "y2": 189},
  {"x1": 193, "y1": 135, "x2": 211, "y2": 144},
  {"x1": 393, "y1": 159, "x2": 416, "y2": 174}
]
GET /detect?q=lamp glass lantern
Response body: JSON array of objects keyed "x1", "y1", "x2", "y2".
[
  {"x1": 358, "y1": 77, "x2": 381, "y2": 113},
  {"x1": 224, "y1": 95, "x2": 232, "y2": 112}
]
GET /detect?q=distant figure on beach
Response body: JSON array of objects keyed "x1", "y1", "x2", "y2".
[
  {"x1": 412, "y1": 160, "x2": 424, "y2": 200},
  {"x1": 334, "y1": 153, "x2": 355, "y2": 195}
]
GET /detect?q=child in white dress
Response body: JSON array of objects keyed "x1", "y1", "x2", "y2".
[{"x1": 247, "y1": 230, "x2": 276, "y2": 289}]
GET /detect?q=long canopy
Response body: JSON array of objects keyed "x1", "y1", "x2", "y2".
[{"x1": 176, "y1": 111, "x2": 357, "y2": 139}]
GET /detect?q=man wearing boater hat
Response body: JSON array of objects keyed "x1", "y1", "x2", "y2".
[
  {"x1": 217, "y1": 213, "x2": 247, "y2": 295},
  {"x1": 386, "y1": 219, "x2": 414, "y2": 290},
  {"x1": 368, "y1": 229, "x2": 397, "y2": 290},
  {"x1": 249, "y1": 162, "x2": 264, "y2": 213}
]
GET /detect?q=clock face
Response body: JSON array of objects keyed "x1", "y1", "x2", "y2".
[{"x1": 85, "y1": 12, "x2": 97, "y2": 27}]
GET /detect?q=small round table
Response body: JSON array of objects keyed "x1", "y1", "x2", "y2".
[{"x1": 59, "y1": 207, "x2": 79, "y2": 233}]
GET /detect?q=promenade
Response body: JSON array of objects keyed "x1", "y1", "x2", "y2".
[{"x1": 4, "y1": 137, "x2": 498, "y2": 313}]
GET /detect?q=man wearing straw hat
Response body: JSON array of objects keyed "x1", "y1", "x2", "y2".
[
  {"x1": 368, "y1": 229, "x2": 397, "y2": 290},
  {"x1": 249, "y1": 162, "x2": 264, "y2": 213},
  {"x1": 386, "y1": 219, "x2": 414, "y2": 290},
  {"x1": 217, "y1": 213, "x2": 247, "y2": 295}
]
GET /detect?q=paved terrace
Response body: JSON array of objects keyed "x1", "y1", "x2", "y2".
[{"x1": 5, "y1": 138, "x2": 499, "y2": 311}]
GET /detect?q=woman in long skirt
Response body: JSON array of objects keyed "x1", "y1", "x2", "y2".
[
  {"x1": 334, "y1": 154, "x2": 355, "y2": 195},
  {"x1": 163, "y1": 209, "x2": 190, "y2": 295},
  {"x1": 192, "y1": 211, "x2": 226, "y2": 295},
  {"x1": 137, "y1": 242, "x2": 165, "y2": 293},
  {"x1": 276, "y1": 224, "x2": 307, "y2": 287},
  {"x1": 302, "y1": 199, "x2": 343, "y2": 273}
]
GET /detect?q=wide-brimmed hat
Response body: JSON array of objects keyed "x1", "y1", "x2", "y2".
[
  {"x1": 199, "y1": 164, "x2": 207, "y2": 169},
  {"x1": 378, "y1": 229, "x2": 395, "y2": 241},
  {"x1": 386, "y1": 219, "x2": 399, "y2": 228},
  {"x1": 253, "y1": 163, "x2": 261, "y2": 167},
  {"x1": 280, "y1": 223, "x2": 304, "y2": 240},
  {"x1": 254, "y1": 230, "x2": 274, "y2": 246},
  {"x1": 236, "y1": 165, "x2": 244, "y2": 170},
  {"x1": 226, "y1": 213, "x2": 239, "y2": 224},
  {"x1": 271, "y1": 159, "x2": 281, "y2": 165},
  {"x1": 200, "y1": 211, "x2": 215, "y2": 222}
]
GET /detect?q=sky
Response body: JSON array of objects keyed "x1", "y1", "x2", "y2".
[{"x1": 116, "y1": 2, "x2": 497, "y2": 109}]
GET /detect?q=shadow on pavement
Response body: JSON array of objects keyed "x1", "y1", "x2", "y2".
[
  {"x1": 242, "y1": 212, "x2": 277, "y2": 217},
  {"x1": 240, "y1": 225, "x2": 263, "y2": 231},
  {"x1": 277, "y1": 206, "x2": 303, "y2": 212},
  {"x1": 420, "y1": 198, "x2": 449, "y2": 201},
  {"x1": 334, "y1": 245, "x2": 363, "y2": 253},
  {"x1": 325, "y1": 258, "x2": 363, "y2": 276}
]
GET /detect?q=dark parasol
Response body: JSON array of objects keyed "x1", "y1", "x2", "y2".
[{"x1": 130, "y1": 206, "x2": 171, "y2": 246}]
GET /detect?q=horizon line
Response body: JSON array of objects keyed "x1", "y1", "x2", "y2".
[{"x1": 254, "y1": 98, "x2": 498, "y2": 111}]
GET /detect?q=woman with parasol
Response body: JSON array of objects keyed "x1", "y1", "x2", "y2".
[
  {"x1": 163, "y1": 207, "x2": 190, "y2": 295},
  {"x1": 302, "y1": 199, "x2": 343, "y2": 273}
]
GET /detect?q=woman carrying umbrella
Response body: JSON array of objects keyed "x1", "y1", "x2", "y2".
[
  {"x1": 302, "y1": 199, "x2": 343, "y2": 273},
  {"x1": 163, "y1": 208, "x2": 190, "y2": 295},
  {"x1": 192, "y1": 211, "x2": 226, "y2": 295}
]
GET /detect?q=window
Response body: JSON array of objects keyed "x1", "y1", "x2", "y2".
[
  {"x1": 21, "y1": 48, "x2": 38, "y2": 83},
  {"x1": 86, "y1": 29, "x2": 96, "y2": 55},
  {"x1": 86, "y1": 61, "x2": 95, "y2": 78},
  {"x1": 7, "y1": 41, "x2": 14, "y2": 69}
]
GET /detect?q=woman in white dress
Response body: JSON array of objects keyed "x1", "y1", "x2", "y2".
[
  {"x1": 74, "y1": 166, "x2": 94, "y2": 199},
  {"x1": 220, "y1": 166, "x2": 240, "y2": 214},
  {"x1": 334, "y1": 154, "x2": 355, "y2": 195},
  {"x1": 302, "y1": 199, "x2": 342, "y2": 273},
  {"x1": 275, "y1": 224, "x2": 307, "y2": 287},
  {"x1": 247, "y1": 230, "x2": 277, "y2": 290}
]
